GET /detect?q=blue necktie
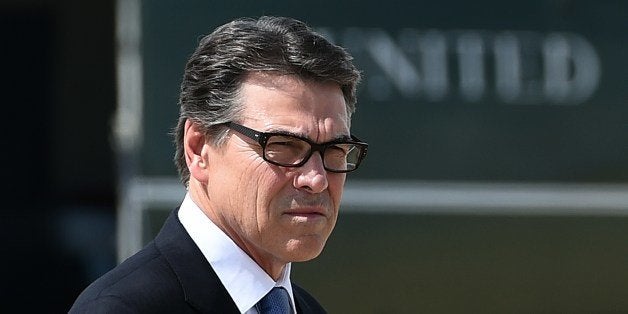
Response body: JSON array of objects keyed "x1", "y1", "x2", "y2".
[{"x1": 257, "y1": 287, "x2": 292, "y2": 314}]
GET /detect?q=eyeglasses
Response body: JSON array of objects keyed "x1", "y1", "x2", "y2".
[{"x1": 224, "y1": 122, "x2": 368, "y2": 173}]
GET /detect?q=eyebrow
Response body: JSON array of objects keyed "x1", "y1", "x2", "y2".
[{"x1": 268, "y1": 128, "x2": 352, "y2": 143}]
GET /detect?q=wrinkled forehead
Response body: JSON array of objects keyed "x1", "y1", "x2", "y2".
[
  {"x1": 237, "y1": 73, "x2": 350, "y2": 139},
  {"x1": 239, "y1": 72, "x2": 350, "y2": 115}
]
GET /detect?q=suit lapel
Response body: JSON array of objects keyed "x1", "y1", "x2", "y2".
[
  {"x1": 292, "y1": 283, "x2": 327, "y2": 314},
  {"x1": 155, "y1": 208, "x2": 240, "y2": 313}
]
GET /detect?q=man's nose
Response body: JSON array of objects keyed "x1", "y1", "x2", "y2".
[{"x1": 293, "y1": 152, "x2": 329, "y2": 193}]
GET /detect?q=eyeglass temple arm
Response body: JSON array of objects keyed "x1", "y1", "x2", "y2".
[{"x1": 226, "y1": 122, "x2": 261, "y2": 142}]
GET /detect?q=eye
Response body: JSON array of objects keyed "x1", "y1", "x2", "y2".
[
  {"x1": 327, "y1": 144, "x2": 353, "y2": 155},
  {"x1": 326, "y1": 144, "x2": 351, "y2": 157},
  {"x1": 267, "y1": 136, "x2": 300, "y2": 147},
  {"x1": 266, "y1": 135, "x2": 309, "y2": 153}
]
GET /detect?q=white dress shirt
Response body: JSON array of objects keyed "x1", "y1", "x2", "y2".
[{"x1": 178, "y1": 193, "x2": 297, "y2": 314}]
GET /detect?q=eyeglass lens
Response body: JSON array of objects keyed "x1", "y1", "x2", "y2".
[{"x1": 264, "y1": 134, "x2": 360, "y2": 171}]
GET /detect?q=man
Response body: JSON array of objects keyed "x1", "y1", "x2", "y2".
[{"x1": 70, "y1": 16, "x2": 367, "y2": 313}]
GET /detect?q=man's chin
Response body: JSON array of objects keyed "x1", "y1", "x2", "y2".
[{"x1": 283, "y1": 236, "x2": 328, "y2": 262}]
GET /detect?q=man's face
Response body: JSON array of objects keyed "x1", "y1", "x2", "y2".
[{"x1": 205, "y1": 73, "x2": 350, "y2": 271}]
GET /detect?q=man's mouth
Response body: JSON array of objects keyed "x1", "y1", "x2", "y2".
[{"x1": 283, "y1": 207, "x2": 327, "y2": 219}]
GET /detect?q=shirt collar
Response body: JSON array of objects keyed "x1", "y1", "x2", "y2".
[{"x1": 178, "y1": 193, "x2": 296, "y2": 313}]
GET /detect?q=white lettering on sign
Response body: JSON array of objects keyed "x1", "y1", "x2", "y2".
[{"x1": 318, "y1": 28, "x2": 601, "y2": 105}]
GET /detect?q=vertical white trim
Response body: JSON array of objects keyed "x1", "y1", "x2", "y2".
[{"x1": 114, "y1": 0, "x2": 143, "y2": 262}]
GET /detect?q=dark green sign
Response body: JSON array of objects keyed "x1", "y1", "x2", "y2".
[{"x1": 140, "y1": 0, "x2": 628, "y2": 182}]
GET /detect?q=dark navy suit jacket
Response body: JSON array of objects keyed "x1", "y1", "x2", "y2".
[{"x1": 69, "y1": 208, "x2": 326, "y2": 313}]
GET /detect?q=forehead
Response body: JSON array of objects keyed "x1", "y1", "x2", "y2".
[{"x1": 237, "y1": 73, "x2": 350, "y2": 137}]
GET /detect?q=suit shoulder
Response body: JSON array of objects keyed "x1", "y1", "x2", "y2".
[
  {"x1": 69, "y1": 294, "x2": 135, "y2": 314},
  {"x1": 69, "y1": 241, "x2": 190, "y2": 313}
]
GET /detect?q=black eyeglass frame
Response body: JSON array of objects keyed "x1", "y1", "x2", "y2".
[{"x1": 224, "y1": 121, "x2": 368, "y2": 173}]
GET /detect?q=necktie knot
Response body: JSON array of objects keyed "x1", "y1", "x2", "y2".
[{"x1": 257, "y1": 287, "x2": 292, "y2": 314}]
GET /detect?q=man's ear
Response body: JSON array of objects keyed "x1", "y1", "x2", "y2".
[{"x1": 184, "y1": 120, "x2": 210, "y2": 183}]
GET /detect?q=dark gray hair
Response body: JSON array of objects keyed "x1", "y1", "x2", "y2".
[{"x1": 173, "y1": 16, "x2": 362, "y2": 185}]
